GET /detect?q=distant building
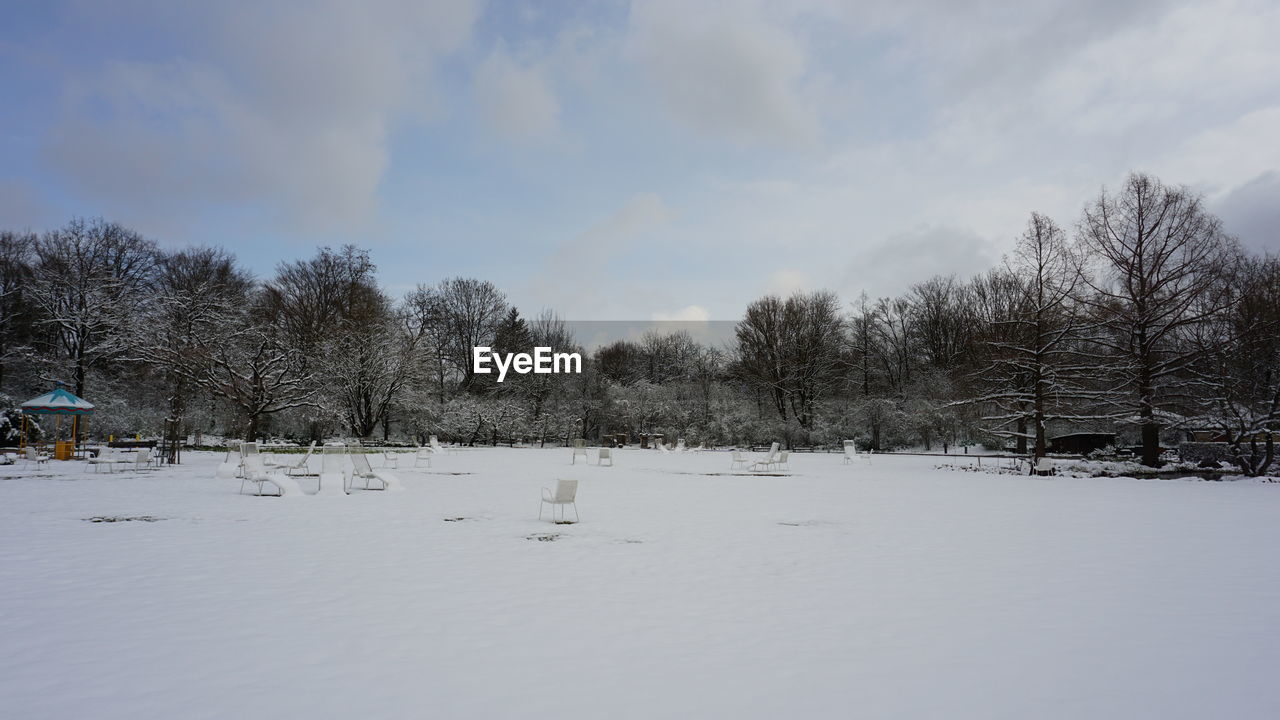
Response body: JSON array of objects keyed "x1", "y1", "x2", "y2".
[{"x1": 1048, "y1": 432, "x2": 1115, "y2": 455}]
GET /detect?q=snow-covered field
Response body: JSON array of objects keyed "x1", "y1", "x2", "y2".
[{"x1": 3, "y1": 448, "x2": 1278, "y2": 719}]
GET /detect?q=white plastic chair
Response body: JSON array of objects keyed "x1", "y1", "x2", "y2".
[
  {"x1": 1033, "y1": 457, "x2": 1055, "y2": 476},
  {"x1": 675, "y1": 438, "x2": 687, "y2": 452},
  {"x1": 133, "y1": 447, "x2": 155, "y2": 472},
  {"x1": 239, "y1": 455, "x2": 284, "y2": 496},
  {"x1": 571, "y1": 438, "x2": 588, "y2": 465},
  {"x1": 414, "y1": 446, "x2": 433, "y2": 468},
  {"x1": 749, "y1": 442, "x2": 781, "y2": 471},
  {"x1": 540, "y1": 479, "x2": 579, "y2": 523},
  {"x1": 348, "y1": 450, "x2": 396, "y2": 489},
  {"x1": 22, "y1": 446, "x2": 50, "y2": 469},
  {"x1": 773, "y1": 450, "x2": 790, "y2": 471},
  {"x1": 597, "y1": 447, "x2": 613, "y2": 466},
  {"x1": 730, "y1": 450, "x2": 749, "y2": 470},
  {"x1": 843, "y1": 440, "x2": 856, "y2": 465},
  {"x1": 267, "y1": 441, "x2": 316, "y2": 476},
  {"x1": 319, "y1": 446, "x2": 347, "y2": 494}
]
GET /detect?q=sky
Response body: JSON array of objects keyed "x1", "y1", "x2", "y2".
[{"x1": 1, "y1": 0, "x2": 1278, "y2": 320}]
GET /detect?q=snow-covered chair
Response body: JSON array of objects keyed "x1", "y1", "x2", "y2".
[
  {"x1": 429, "y1": 435, "x2": 452, "y2": 454},
  {"x1": 656, "y1": 442, "x2": 671, "y2": 454},
  {"x1": 749, "y1": 442, "x2": 781, "y2": 471},
  {"x1": 674, "y1": 438, "x2": 687, "y2": 452},
  {"x1": 730, "y1": 450, "x2": 749, "y2": 470},
  {"x1": 239, "y1": 455, "x2": 283, "y2": 496},
  {"x1": 843, "y1": 440, "x2": 857, "y2": 465},
  {"x1": 772, "y1": 450, "x2": 790, "y2": 471},
  {"x1": 133, "y1": 447, "x2": 155, "y2": 471},
  {"x1": 1032, "y1": 457, "x2": 1055, "y2": 476},
  {"x1": 540, "y1": 479, "x2": 579, "y2": 523},
  {"x1": 266, "y1": 441, "x2": 316, "y2": 476},
  {"x1": 597, "y1": 447, "x2": 613, "y2": 466},
  {"x1": 88, "y1": 447, "x2": 130, "y2": 473},
  {"x1": 381, "y1": 451, "x2": 400, "y2": 470},
  {"x1": 414, "y1": 446, "x2": 433, "y2": 469},
  {"x1": 571, "y1": 438, "x2": 588, "y2": 465},
  {"x1": 316, "y1": 446, "x2": 348, "y2": 494},
  {"x1": 349, "y1": 453, "x2": 400, "y2": 491},
  {"x1": 22, "y1": 446, "x2": 50, "y2": 469}
]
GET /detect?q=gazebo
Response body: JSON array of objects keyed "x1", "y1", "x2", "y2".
[{"x1": 20, "y1": 384, "x2": 95, "y2": 459}]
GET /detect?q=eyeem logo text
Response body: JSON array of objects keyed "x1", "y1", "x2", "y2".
[{"x1": 473, "y1": 347, "x2": 582, "y2": 383}]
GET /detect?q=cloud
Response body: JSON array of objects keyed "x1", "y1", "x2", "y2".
[
  {"x1": 475, "y1": 45, "x2": 561, "y2": 143},
  {"x1": 767, "y1": 269, "x2": 810, "y2": 296},
  {"x1": 626, "y1": 0, "x2": 818, "y2": 145},
  {"x1": 651, "y1": 305, "x2": 711, "y2": 322},
  {"x1": 522, "y1": 193, "x2": 674, "y2": 318},
  {"x1": 44, "y1": 0, "x2": 482, "y2": 235},
  {"x1": 1213, "y1": 171, "x2": 1280, "y2": 252},
  {"x1": 844, "y1": 226, "x2": 1000, "y2": 299}
]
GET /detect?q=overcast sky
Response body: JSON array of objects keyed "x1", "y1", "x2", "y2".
[{"x1": 2, "y1": 0, "x2": 1277, "y2": 319}]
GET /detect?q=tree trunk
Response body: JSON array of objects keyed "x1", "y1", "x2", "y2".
[{"x1": 1141, "y1": 422, "x2": 1161, "y2": 467}]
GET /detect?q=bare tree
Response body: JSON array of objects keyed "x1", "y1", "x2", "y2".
[
  {"x1": 0, "y1": 231, "x2": 37, "y2": 392},
  {"x1": 436, "y1": 278, "x2": 508, "y2": 391},
  {"x1": 1077, "y1": 173, "x2": 1238, "y2": 466},
  {"x1": 27, "y1": 218, "x2": 158, "y2": 396},
  {"x1": 1189, "y1": 256, "x2": 1280, "y2": 475},
  {"x1": 974, "y1": 213, "x2": 1089, "y2": 459},
  {"x1": 140, "y1": 247, "x2": 254, "y2": 443},
  {"x1": 735, "y1": 291, "x2": 844, "y2": 434}
]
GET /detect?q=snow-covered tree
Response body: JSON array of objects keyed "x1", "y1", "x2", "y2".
[
  {"x1": 27, "y1": 218, "x2": 158, "y2": 397},
  {"x1": 972, "y1": 213, "x2": 1089, "y2": 458},
  {"x1": 1077, "y1": 173, "x2": 1238, "y2": 466}
]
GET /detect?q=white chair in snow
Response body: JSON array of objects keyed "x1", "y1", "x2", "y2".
[
  {"x1": 22, "y1": 446, "x2": 50, "y2": 469},
  {"x1": 597, "y1": 447, "x2": 613, "y2": 466},
  {"x1": 540, "y1": 479, "x2": 579, "y2": 523},
  {"x1": 730, "y1": 450, "x2": 749, "y2": 470},
  {"x1": 1033, "y1": 457, "x2": 1055, "y2": 476},
  {"x1": 772, "y1": 450, "x2": 790, "y2": 471},
  {"x1": 236, "y1": 442, "x2": 260, "y2": 477},
  {"x1": 843, "y1": 440, "x2": 857, "y2": 465},
  {"x1": 349, "y1": 453, "x2": 399, "y2": 491},
  {"x1": 267, "y1": 441, "x2": 316, "y2": 476},
  {"x1": 749, "y1": 442, "x2": 781, "y2": 471},
  {"x1": 674, "y1": 438, "x2": 687, "y2": 452},
  {"x1": 239, "y1": 455, "x2": 284, "y2": 496},
  {"x1": 656, "y1": 442, "x2": 671, "y2": 454},
  {"x1": 571, "y1": 438, "x2": 588, "y2": 465},
  {"x1": 414, "y1": 445, "x2": 433, "y2": 469},
  {"x1": 133, "y1": 447, "x2": 155, "y2": 471},
  {"x1": 318, "y1": 446, "x2": 348, "y2": 494},
  {"x1": 429, "y1": 435, "x2": 452, "y2": 454},
  {"x1": 381, "y1": 450, "x2": 401, "y2": 470}
]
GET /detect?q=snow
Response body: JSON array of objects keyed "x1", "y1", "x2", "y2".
[{"x1": 3, "y1": 448, "x2": 1279, "y2": 719}]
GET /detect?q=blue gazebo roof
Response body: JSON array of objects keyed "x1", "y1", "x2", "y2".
[{"x1": 21, "y1": 386, "x2": 95, "y2": 416}]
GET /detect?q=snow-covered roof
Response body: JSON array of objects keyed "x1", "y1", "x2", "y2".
[{"x1": 20, "y1": 386, "x2": 95, "y2": 415}]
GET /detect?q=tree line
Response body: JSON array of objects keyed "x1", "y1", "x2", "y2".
[{"x1": 1, "y1": 172, "x2": 1276, "y2": 473}]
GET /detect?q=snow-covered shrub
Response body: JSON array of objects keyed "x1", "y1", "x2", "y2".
[
  {"x1": 0, "y1": 394, "x2": 41, "y2": 445},
  {"x1": 1178, "y1": 442, "x2": 1233, "y2": 465}
]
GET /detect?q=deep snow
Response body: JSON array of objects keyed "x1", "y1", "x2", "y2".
[{"x1": 2, "y1": 448, "x2": 1278, "y2": 719}]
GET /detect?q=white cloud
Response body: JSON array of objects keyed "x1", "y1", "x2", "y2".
[
  {"x1": 45, "y1": 0, "x2": 482, "y2": 235},
  {"x1": 767, "y1": 268, "x2": 810, "y2": 296},
  {"x1": 651, "y1": 305, "x2": 711, "y2": 322},
  {"x1": 626, "y1": 0, "x2": 818, "y2": 145},
  {"x1": 475, "y1": 46, "x2": 561, "y2": 143}
]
